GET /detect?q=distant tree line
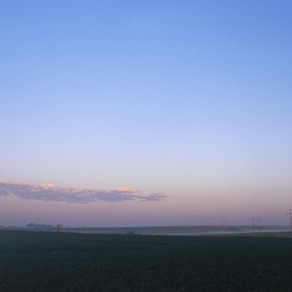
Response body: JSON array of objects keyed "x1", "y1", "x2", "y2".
[{"x1": 26, "y1": 223, "x2": 55, "y2": 229}]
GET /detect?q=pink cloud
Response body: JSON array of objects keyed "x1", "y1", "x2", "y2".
[{"x1": 0, "y1": 181, "x2": 167, "y2": 203}]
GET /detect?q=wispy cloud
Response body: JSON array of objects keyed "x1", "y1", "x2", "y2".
[{"x1": 0, "y1": 181, "x2": 167, "y2": 203}]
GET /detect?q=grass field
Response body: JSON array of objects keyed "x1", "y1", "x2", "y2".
[{"x1": 0, "y1": 230, "x2": 292, "y2": 291}]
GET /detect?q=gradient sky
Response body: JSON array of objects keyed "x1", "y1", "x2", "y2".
[{"x1": 1, "y1": 0, "x2": 292, "y2": 227}]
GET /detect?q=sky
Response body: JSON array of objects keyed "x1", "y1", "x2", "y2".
[{"x1": 1, "y1": 0, "x2": 292, "y2": 227}]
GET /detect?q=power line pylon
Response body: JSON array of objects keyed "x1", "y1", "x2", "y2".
[
  {"x1": 251, "y1": 216, "x2": 256, "y2": 233},
  {"x1": 286, "y1": 209, "x2": 292, "y2": 232},
  {"x1": 258, "y1": 217, "x2": 262, "y2": 232},
  {"x1": 251, "y1": 216, "x2": 262, "y2": 233},
  {"x1": 220, "y1": 219, "x2": 228, "y2": 232}
]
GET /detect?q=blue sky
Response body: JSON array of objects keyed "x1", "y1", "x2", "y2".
[{"x1": 1, "y1": 1, "x2": 292, "y2": 227}]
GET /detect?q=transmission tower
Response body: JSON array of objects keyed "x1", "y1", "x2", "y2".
[
  {"x1": 251, "y1": 216, "x2": 262, "y2": 233},
  {"x1": 220, "y1": 219, "x2": 228, "y2": 232},
  {"x1": 286, "y1": 209, "x2": 292, "y2": 232},
  {"x1": 251, "y1": 216, "x2": 256, "y2": 233},
  {"x1": 258, "y1": 217, "x2": 262, "y2": 232}
]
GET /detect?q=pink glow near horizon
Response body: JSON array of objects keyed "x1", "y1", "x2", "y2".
[{"x1": 0, "y1": 180, "x2": 290, "y2": 227}]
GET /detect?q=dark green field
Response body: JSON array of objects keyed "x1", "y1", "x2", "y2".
[{"x1": 0, "y1": 230, "x2": 292, "y2": 291}]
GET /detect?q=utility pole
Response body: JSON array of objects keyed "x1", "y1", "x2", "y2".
[{"x1": 286, "y1": 209, "x2": 292, "y2": 232}]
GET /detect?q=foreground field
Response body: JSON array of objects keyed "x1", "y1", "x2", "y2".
[{"x1": 0, "y1": 230, "x2": 292, "y2": 291}]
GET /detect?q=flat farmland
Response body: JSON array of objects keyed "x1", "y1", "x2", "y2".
[{"x1": 1, "y1": 230, "x2": 292, "y2": 291}]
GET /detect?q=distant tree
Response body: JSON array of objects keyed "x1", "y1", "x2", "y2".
[{"x1": 57, "y1": 224, "x2": 62, "y2": 232}]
